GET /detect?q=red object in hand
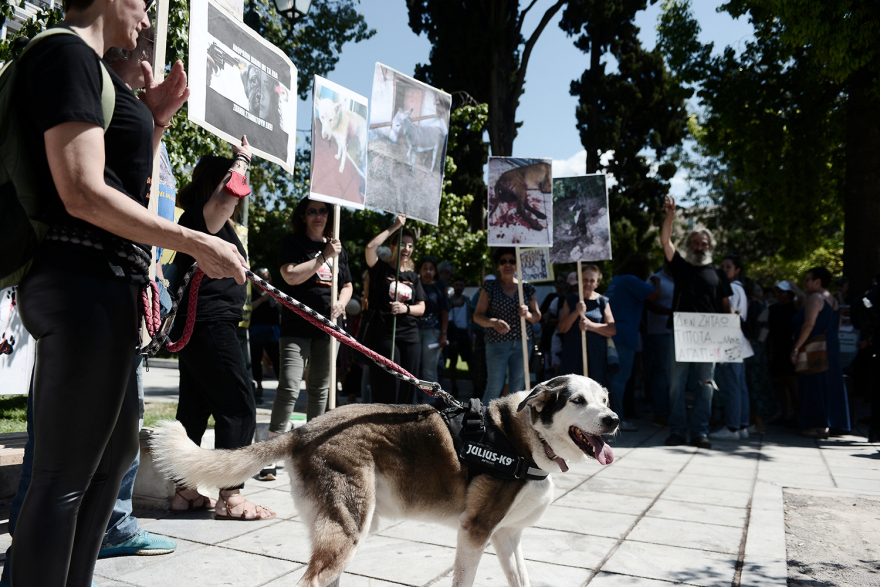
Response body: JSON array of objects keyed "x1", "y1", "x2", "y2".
[{"x1": 224, "y1": 171, "x2": 251, "y2": 198}]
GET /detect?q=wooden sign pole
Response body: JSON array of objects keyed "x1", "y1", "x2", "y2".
[
  {"x1": 328, "y1": 205, "x2": 341, "y2": 410},
  {"x1": 515, "y1": 247, "x2": 531, "y2": 391},
  {"x1": 577, "y1": 261, "x2": 589, "y2": 377}
]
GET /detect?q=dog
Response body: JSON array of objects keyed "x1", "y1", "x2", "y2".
[
  {"x1": 149, "y1": 375, "x2": 618, "y2": 587},
  {"x1": 315, "y1": 97, "x2": 367, "y2": 173},
  {"x1": 493, "y1": 163, "x2": 552, "y2": 230},
  {"x1": 388, "y1": 108, "x2": 447, "y2": 174}
]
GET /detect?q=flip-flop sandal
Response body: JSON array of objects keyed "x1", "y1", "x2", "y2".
[
  {"x1": 215, "y1": 497, "x2": 276, "y2": 521},
  {"x1": 170, "y1": 489, "x2": 215, "y2": 513}
]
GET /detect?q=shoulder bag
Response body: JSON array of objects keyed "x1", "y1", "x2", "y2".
[{"x1": 794, "y1": 308, "x2": 831, "y2": 375}]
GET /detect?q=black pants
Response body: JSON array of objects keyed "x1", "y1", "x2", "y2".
[
  {"x1": 13, "y1": 262, "x2": 140, "y2": 587},
  {"x1": 249, "y1": 336, "x2": 280, "y2": 385},
  {"x1": 174, "y1": 320, "x2": 256, "y2": 489},
  {"x1": 369, "y1": 336, "x2": 420, "y2": 404}
]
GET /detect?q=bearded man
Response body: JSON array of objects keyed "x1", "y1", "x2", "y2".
[{"x1": 659, "y1": 196, "x2": 732, "y2": 449}]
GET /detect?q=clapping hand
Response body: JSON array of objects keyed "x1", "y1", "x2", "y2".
[{"x1": 140, "y1": 60, "x2": 190, "y2": 128}]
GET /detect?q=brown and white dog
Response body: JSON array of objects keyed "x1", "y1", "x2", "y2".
[{"x1": 149, "y1": 375, "x2": 618, "y2": 587}]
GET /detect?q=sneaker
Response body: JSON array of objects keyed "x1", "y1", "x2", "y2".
[
  {"x1": 256, "y1": 464, "x2": 277, "y2": 481},
  {"x1": 665, "y1": 433, "x2": 687, "y2": 446},
  {"x1": 708, "y1": 428, "x2": 740, "y2": 441},
  {"x1": 98, "y1": 530, "x2": 176, "y2": 558},
  {"x1": 691, "y1": 435, "x2": 713, "y2": 449},
  {"x1": 739, "y1": 427, "x2": 750, "y2": 440},
  {"x1": 618, "y1": 420, "x2": 639, "y2": 432}
]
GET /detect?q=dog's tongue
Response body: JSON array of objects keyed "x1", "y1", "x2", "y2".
[
  {"x1": 588, "y1": 436, "x2": 614, "y2": 465},
  {"x1": 543, "y1": 442, "x2": 569, "y2": 473}
]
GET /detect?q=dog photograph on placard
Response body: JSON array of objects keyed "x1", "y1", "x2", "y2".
[
  {"x1": 487, "y1": 157, "x2": 553, "y2": 246},
  {"x1": 550, "y1": 174, "x2": 612, "y2": 263},
  {"x1": 309, "y1": 76, "x2": 368, "y2": 209},
  {"x1": 365, "y1": 63, "x2": 451, "y2": 225},
  {"x1": 188, "y1": 0, "x2": 297, "y2": 172}
]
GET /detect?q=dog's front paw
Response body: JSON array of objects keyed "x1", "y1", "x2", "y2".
[{"x1": 335, "y1": 153, "x2": 341, "y2": 160}]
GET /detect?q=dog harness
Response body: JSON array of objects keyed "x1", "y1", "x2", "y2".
[{"x1": 440, "y1": 399, "x2": 549, "y2": 482}]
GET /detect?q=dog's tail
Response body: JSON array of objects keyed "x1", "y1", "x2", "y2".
[{"x1": 149, "y1": 420, "x2": 295, "y2": 489}]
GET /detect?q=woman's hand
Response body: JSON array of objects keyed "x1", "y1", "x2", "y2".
[
  {"x1": 492, "y1": 319, "x2": 510, "y2": 334},
  {"x1": 232, "y1": 135, "x2": 252, "y2": 160},
  {"x1": 331, "y1": 300, "x2": 346, "y2": 318},
  {"x1": 323, "y1": 238, "x2": 342, "y2": 260},
  {"x1": 518, "y1": 304, "x2": 531, "y2": 319},
  {"x1": 391, "y1": 214, "x2": 406, "y2": 230},
  {"x1": 390, "y1": 301, "x2": 409, "y2": 315},
  {"x1": 790, "y1": 348, "x2": 799, "y2": 365},
  {"x1": 439, "y1": 332, "x2": 448, "y2": 348},
  {"x1": 579, "y1": 317, "x2": 590, "y2": 332},
  {"x1": 140, "y1": 60, "x2": 190, "y2": 127},
  {"x1": 663, "y1": 194, "x2": 676, "y2": 217},
  {"x1": 192, "y1": 234, "x2": 248, "y2": 284},
  {"x1": 576, "y1": 300, "x2": 587, "y2": 314}
]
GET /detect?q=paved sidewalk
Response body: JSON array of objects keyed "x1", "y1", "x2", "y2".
[{"x1": 2, "y1": 367, "x2": 878, "y2": 586}]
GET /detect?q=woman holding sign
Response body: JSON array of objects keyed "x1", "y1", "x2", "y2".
[
  {"x1": 271, "y1": 198, "x2": 353, "y2": 432},
  {"x1": 365, "y1": 215, "x2": 427, "y2": 404},
  {"x1": 474, "y1": 248, "x2": 542, "y2": 401},
  {"x1": 557, "y1": 264, "x2": 617, "y2": 387}
]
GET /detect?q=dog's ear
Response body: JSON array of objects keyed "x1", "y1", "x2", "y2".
[
  {"x1": 516, "y1": 383, "x2": 557, "y2": 413},
  {"x1": 334, "y1": 101, "x2": 343, "y2": 113}
]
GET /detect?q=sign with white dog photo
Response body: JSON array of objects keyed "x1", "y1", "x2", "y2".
[
  {"x1": 187, "y1": 0, "x2": 298, "y2": 173},
  {"x1": 487, "y1": 157, "x2": 554, "y2": 246},
  {"x1": 550, "y1": 174, "x2": 612, "y2": 263},
  {"x1": 309, "y1": 76, "x2": 369, "y2": 209},
  {"x1": 365, "y1": 63, "x2": 451, "y2": 225}
]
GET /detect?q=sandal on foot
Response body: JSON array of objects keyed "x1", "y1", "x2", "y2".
[
  {"x1": 171, "y1": 489, "x2": 216, "y2": 513},
  {"x1": 215, "y1": 495, "x2": 276, "y2": 521}
]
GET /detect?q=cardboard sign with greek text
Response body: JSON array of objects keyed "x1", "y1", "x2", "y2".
[{"x1": 673, "y1": 312, "x2": 743, "y2": 363}]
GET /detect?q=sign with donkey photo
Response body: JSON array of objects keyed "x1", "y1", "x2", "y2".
[
  {"x1": 309, "y1": 76, "x2": 369, "y2": 209},
  {"x1": 549, "y1": 174, "x2": 611, "y2": 263},
  {"x1": 188, "y1": 0, "x2": 298, "y2": 173},
  {"x1": 365, "y1": 63, "x2": 451, "y2": 225},
  {"x1": 487, "y1": 157, "x2": 553, "y2": 247}
]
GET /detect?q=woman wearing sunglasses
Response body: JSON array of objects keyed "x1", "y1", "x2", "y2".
[
  {"x1": 473, "y1": 248, "x2": 542, "y2": 401},
  {"x1": 270, "y1": 199, "x2": 353, "y2": 441},
  {"x1": 364, "y1": 214, "x2": 427, "y2": 404},
  {"x1": 9, "y1": 0, "x2": 246, "y2": 584}
]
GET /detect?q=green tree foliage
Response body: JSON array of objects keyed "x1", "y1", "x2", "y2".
[
  {"x1": 659, "y1": 0, "x2": 878, "y2": 290},
  {"x1": 561, "y1": 0, "x2": 688, "y2": 268}
]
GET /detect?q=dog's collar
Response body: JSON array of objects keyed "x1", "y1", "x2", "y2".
[
  {"x1": 440, "y1": 399, "x2": 549, "y2": 482},
  {"x1": 540, "y1": 439, "x2": 569, "y2": 474}
]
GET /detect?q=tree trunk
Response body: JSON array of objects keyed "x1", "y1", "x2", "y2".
[{"x1": 843, "y1": 67, "x2": 880, "y2": 293}]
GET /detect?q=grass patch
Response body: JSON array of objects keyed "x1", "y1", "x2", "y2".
[
  {"x1": 143, "y1": 402, "x2": 214, "y2": 429},
  {"x1": 0, "y1": 395, "x2": 27, "y2": 434}
]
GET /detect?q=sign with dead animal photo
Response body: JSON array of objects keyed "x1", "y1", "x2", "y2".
[
  {"x1": 549, "y1": 174, "x2": 612, "y2": 263},
  {"x1": 487, "y1": 157, "x2": 553, "y2": 246},
  {"x1": 365, "y1": 63, "x2": 451, "y2": 225},
  {"x1": 188, "y1": 0, "x2": 297, "y2": 173},
  {"x1": 309, "y1": 76, "x2": 368, "y2": 209}
]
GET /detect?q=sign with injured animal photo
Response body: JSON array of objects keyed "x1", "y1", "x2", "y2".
[
  {"x1": 487, "y1": 157, "x2": 553, "y2": 246},
  {"x1": 365, "y1": 63, "x2": 451, "y2": 225},
  {"x1": 188, "y1": 0, "x2": 297, "y2": 173},
  {"x1": 549, "y1": 174, "x2": 611, "y2": 263},
  {"x1": 309, "y1": 76, "x2": 368, "y2": 209}
]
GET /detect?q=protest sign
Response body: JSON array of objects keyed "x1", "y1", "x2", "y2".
[
  {"x1": 188, "y1": 0, "x2": 297, "y2": 173},
  {"x1": 519, "y1": 248, "x2": 553, "y2": 283},
  {"x1": 0, "y1": 288, "x2": 34, "y2": 396},
  {"x1": 310, "y1": 76, "x2": 368, "y2": 210},
  {"x1": 673, "y1": 312, "x2": 743, "y2": 363},
  {"x1": 366, "y1": 63, "x2": 450, "y2": 225},
  {"x1": 550, "y1": 174, "x2": 611, "y2": 263},
  {"x1": 487, "y1": 157, "x2": 553, "y2": 246}
]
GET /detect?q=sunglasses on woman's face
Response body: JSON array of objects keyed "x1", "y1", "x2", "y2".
[
  {"x1": 498, "y1": 258, "x2": 516, "y2": 266},
  {"x1": 306, "y1": 207, "x2": 329, "y2": 217}
]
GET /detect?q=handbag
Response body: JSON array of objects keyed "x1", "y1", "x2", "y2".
[{"x1": 794, "y1": 310, "x2": 831, "y2": 375}]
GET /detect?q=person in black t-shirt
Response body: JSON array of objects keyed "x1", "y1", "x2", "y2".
[
  {"x1": 660, "y1": 196, "x2": 733, "y2": 449},
  {"x1": 169, "y1": 140, "x2": 276, "y2": 522},
  {"x1": 365, "y1": 215, "x2": 427, "y2": 404},
  {"x1": 249, "y1": 268, "x2": 281, "y2": 403},
  {"x1": 417, "y1": 256, "x2": 450, "y2": 396},
  {"x1": 10, "y1": 3, "x2": 247, "y2": 585},
  {"x1": 269, "y1": 198, "x2": 353, "y2": 437}
]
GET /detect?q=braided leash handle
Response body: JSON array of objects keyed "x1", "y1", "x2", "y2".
[{"x1": 165, "y1": 270, "x2": 205, "y2": 353}]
